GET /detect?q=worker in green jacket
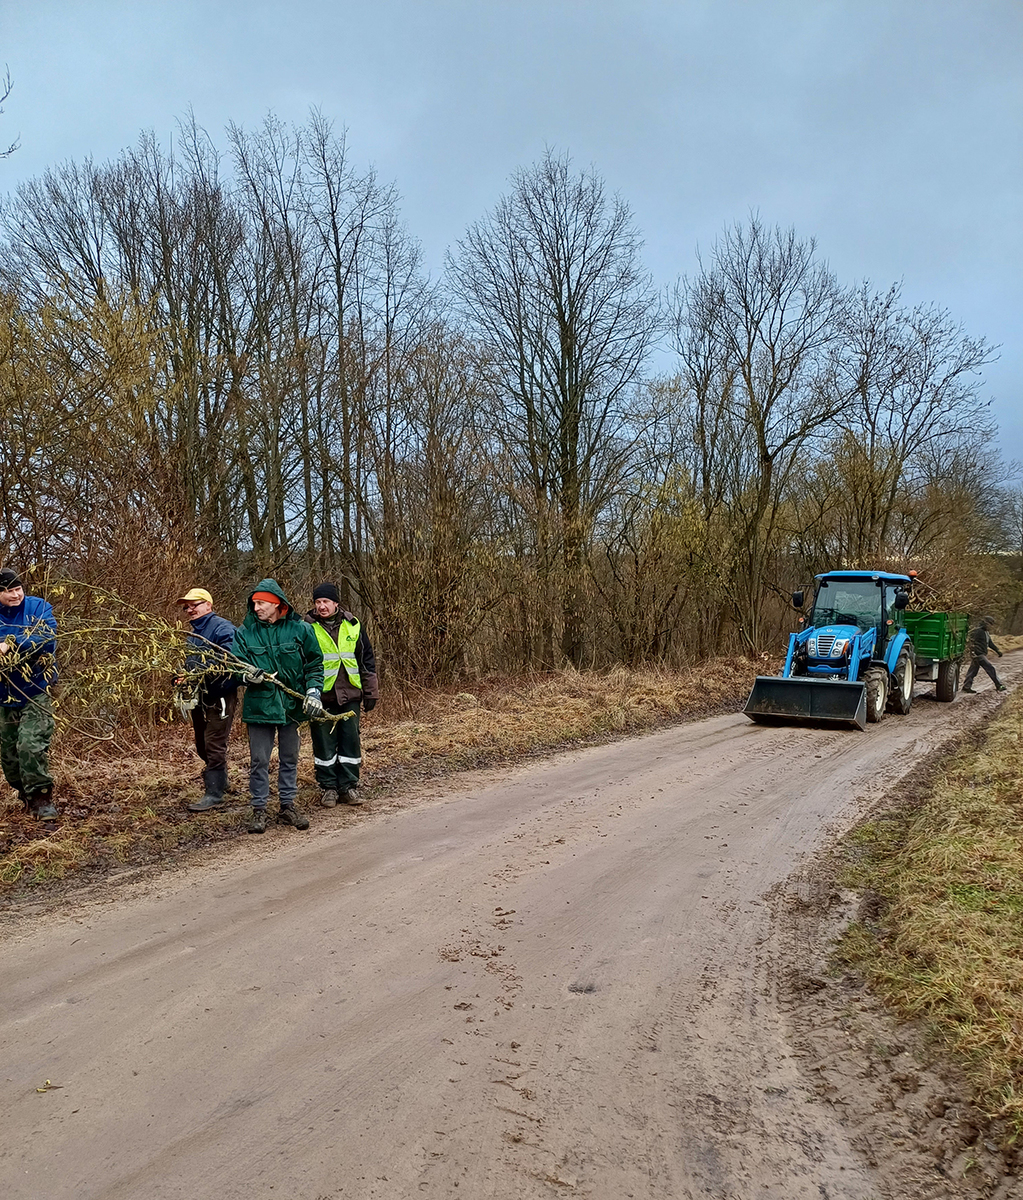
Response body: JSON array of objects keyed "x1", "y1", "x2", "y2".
[{"x1": 231, "y1": 579, "x2": 325, "y2": 834}]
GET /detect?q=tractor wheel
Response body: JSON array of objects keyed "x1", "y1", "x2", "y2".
[
  {"x1": 888, "y1": 649, "x2": 915, "y2": 715},
  {"x1": 936, "y1": 658, "x2": 960, "y2": 703},
  {"x1": 864, "y1": 667, "x2": 888, "y2": 723}
]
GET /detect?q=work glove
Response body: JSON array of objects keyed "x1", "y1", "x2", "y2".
[
  {"x1": 362, "y1": 697, "x2": 377, "y2": 712},
  {"x1": 242, "y1": 667, "x2": 267, "y2": 685},
  {"x1": 303, "y1": 689, "x2": 325, "y2": 718},
  {"x1": 173, "y1": 684, "x2": 199, "y2": 719}
]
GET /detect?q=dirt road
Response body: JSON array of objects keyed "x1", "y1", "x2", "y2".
[{"x1": 1, "y1": 671, "x2": 1018, "y2": 1200}]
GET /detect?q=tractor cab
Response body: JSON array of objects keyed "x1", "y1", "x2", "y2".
[
  {"x1": 744, "y1": 570, "x2": 915, "y2": 730},
  {"x1": 799, "y1": 572, "x2": 911, "y2": 676}
]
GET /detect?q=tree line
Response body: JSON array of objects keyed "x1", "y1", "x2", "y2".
[{"x1": 0, "y1": 113, "x2": 1018, "y2": 685}]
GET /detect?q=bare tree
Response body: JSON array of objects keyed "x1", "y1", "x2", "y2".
[
  {"x1": 833, "y1": 283, "x2": 997, "y2": 558},
  {"x1": 673, "y1": 219, "x2": 849, "y2": 650},
  {"x1": 0, "y1": 68, "x2": 18, "y2": 159},
  {"x1": 449, "y1": 151, "x2": 660, "y2": 666},
  {"x1": 1, "y1": 112, "x2": 1012, "y2": 682}
]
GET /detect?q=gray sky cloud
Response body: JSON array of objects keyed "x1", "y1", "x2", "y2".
[{"x1": 2, "y1": 0, "x2": 1019, "y2": 460}]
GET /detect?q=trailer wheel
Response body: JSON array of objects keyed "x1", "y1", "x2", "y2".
[
  {"x1": 888, "y1": 649, "x2": 915, "y2": 715},
  {"x1": 936, "y1": 658, "x2": 960, "y2": 702},
  {"x1": 864, "y1": 667, "x2": 888, "y2": 723}
]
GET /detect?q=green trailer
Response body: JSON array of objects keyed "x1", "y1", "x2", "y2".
[{"x1": 900, "y1": 609, "x2": 968, "y2": 701}]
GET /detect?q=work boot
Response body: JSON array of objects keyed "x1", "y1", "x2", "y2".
[
  {"x1": 277, "y1": 805, "x2": 310, "y2": 830},
  {"x1": 962, "y1": 686, "x2": 976, "y2": 693},
  {"x1": 340, "y1": 788, "x2": 363, "y2": 806},
  {"x1": 29, "y1": 787, "x2": 59, "y2": 823},
  {"x1": 247, "y1": 807, "x2": 267, "y2": 834},
  {"x1": 996, "y1": 684, "x2": 1008, "y2": 692},
  {"x1": 320, "y1": 789, "x2": 339, "y2": 808}
]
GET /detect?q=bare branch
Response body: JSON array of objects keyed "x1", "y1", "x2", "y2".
[{"x1": 0, "y1": 66, "x2": 19, "y2": 158}]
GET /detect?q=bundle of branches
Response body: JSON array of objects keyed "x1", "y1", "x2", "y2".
[
  {"x1": 6, "y1": 580, "x2": 350, "y2": 759},
  {"x1": 17, "y1": 581, "x2": 188, "y2": 754},
  {"x1": 905, "y1": 560, "x2": 1010, "y2": 617}
]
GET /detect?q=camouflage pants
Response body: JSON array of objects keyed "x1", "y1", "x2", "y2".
[{"x1": 0, "y1": 693, "x2": 54, "y2": 796}]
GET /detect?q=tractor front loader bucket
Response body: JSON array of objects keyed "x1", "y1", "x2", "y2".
[{"x1": 743, "y1": 676, "x2": 867, "y2": 731}]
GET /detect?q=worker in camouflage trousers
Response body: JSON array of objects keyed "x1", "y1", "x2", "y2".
[
  {"x1": 231, "y1": 579, "x2": 324, "y2": 834},
  {"x1": 0, "y1": 568, "x2": 59, "y2": 822},
  {"x1": 304, "y1": 582, "x2": 379, "y2": 807},
  {"x1": 962, "y1": 616, "x2": 1007, "y2": 694}
]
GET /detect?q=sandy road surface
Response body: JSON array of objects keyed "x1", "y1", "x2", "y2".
[{"x1": 1, "y1": 667, "x2": 1018, "y2": 1200}]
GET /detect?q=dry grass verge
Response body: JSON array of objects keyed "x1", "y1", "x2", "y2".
[
  {"x1": 0, "y1": 657, "x2": 763, "y2": 899},
  {"x1": 838, "y1": 684, "x2": 1023, "y2": 1141}
]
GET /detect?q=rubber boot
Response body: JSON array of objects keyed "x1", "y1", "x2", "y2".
[{"x1": 189, "y1": 767, "x2": 227, "y2": 812}]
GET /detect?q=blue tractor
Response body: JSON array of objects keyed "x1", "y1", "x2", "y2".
[{"x1": 744, "y1": 571, "x2": 918, "y2": 731}]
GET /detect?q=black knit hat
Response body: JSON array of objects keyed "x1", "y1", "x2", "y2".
[
  {"x1": 312, "y1": 581, "x2": 340, "y2": 603},
  {"x1": 0, "y1": 568, "x2": 22, "y2": 589}
]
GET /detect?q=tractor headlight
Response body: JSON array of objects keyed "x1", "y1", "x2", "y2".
[
  {"x1": 808, "y1": 637, "x2": 817, "y2": 656},
  {"x1": 830, "y1": 639, "x2": 849, "y2": 658}
]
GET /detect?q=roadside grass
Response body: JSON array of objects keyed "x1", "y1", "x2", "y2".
[
  {"x1": 837, "y1": 683, "x2": 1023, "y2": 1140},
  {"x1": 0, "y1": 656, "x2": 763, "y2": 897}
]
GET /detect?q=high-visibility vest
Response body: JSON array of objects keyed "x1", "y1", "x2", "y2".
[{"x1": 312, "y1": 619, "x2": 362, "y2": 692}]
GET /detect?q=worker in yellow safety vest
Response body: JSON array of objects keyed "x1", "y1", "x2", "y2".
[{"x1": 304, "y1": 582, "x2": 379, "y2": 806}]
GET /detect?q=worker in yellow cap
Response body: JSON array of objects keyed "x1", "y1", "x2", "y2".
[{"x1": 175, "y1": 587, "x2": 239, "y2": 811}]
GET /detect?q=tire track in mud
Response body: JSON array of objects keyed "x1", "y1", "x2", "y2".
[
  {"x1": 408, "y1": 700, "x2": 999, "y2": 1198},
  {"x1": 1, "y1": 673, "x2": 1019, "y2": 1199},
  {"x1": 419, "y1": 794, "x2": 606, "y2": 1195}
]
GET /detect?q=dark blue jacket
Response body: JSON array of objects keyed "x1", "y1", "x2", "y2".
[
  {"x1": 186, "y1": 611, "x2": 239, "y2": 700},
  {"x1": 0, "y1": 594, "x2": 58, "y2": 708}
]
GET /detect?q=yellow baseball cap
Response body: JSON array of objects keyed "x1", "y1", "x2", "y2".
[{"x1": 177, "y1": 588, "x2": 213, "y2": 605}]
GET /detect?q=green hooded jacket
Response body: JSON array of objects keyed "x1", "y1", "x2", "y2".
[{"x1": 231, "y1": 579, "x2": 325, "y2": 725}]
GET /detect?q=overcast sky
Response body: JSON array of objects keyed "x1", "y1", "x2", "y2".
[{"x1": 2, "y1": 0, "x2": 1020, "y2": 463}]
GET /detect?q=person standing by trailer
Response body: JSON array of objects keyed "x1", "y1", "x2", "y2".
[
  {"x1": 174, "y1": 587, "x2": 239, "y2": 812},
  {"x1": 0, "y1": 568, "x2": 59, "y2": 822},
  {"x1": 231, "y1": 579, "x2": 325, "y2": 834},
  {"x1": 305, "y1": 582, "x2": 379, "y2": 807},
  {"x1": 962, "y1": 616, "x2": 1007, "y2": 694}
]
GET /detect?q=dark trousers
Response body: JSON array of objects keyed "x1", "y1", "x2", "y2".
[
  {"x1": 0, "y1": 692, "x2": 54, "y2": 796},
  {"x1": 191, "y1": 691, "x2": 237, "y2": 798},
  {"x1": 964, "y1": 655, "x2": 1001, "y2": 689},
  {"x1": 310, "y1": 699, "x2": 361, "y2": 791},
  {"x1": 246, "y1": 722, "x2": 300, "y2": 809}
]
